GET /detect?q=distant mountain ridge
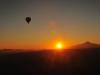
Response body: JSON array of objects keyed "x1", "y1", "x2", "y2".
[{"x1": 69, "y1": 41, "x2": 100, "y2": 49}]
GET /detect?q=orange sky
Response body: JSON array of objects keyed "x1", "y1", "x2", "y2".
[{"x1": 0, "y1": 0, "x2": 100, "y2": 49}]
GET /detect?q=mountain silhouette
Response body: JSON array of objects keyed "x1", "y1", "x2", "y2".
[
  {"x1": 0, "y1": 43, "x2": 100, "y2": 74},
  {"x1": 70, "y1": 41, "x2": 100, "y2": 49}
]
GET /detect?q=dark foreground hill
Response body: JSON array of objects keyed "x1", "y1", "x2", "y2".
[{"x1": 0, "y1": 48, "x2": 100, "y2": 75}]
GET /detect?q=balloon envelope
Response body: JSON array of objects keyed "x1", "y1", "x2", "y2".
[{"x1": 26, "y1": 17, "x2": 31, "y2": 24}]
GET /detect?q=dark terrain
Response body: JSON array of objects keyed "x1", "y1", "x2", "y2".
[{"x1": 0, "y1": 43, "x2": 100, "y2": 75}]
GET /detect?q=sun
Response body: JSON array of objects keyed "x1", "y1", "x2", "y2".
[{"x1": 55, "y1": 42, "x2": 63, "y2": 50}]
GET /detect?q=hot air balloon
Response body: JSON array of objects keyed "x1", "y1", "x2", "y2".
[{"x1": 25, "y1": 17, "x2": 31, "y2": 24}]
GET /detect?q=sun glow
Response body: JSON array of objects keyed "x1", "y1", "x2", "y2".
[{"x1": 55, "y1": 42, "x2": 64, "y2": 50}]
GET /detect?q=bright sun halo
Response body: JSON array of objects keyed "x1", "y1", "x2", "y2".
[{"x1": 56, "y1": 42, "x2": 63, "y2": 49}]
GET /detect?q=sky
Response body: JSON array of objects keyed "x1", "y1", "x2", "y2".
[{"x1": 0, "y1": 0, "x2": 100, "y2": 49}]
